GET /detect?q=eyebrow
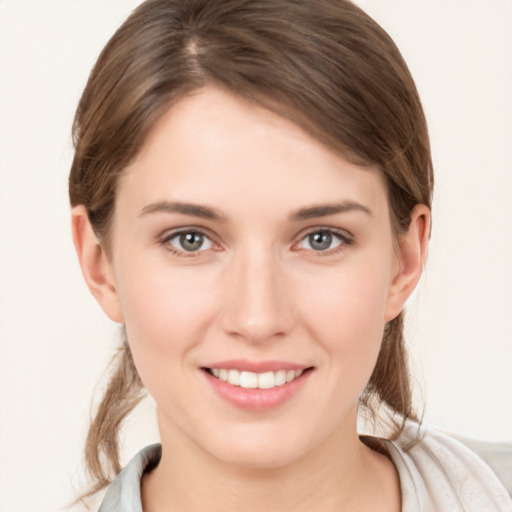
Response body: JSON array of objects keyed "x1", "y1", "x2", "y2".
[
  {"x1": 140, "y1": 199, "x2": 372, "y2": 222},
  {"x1": 139, "y1": 201, "x2": 226, "y2": 221},
  {"x1": 289, "y1": 201, "x2": 372, "y2": 221}
]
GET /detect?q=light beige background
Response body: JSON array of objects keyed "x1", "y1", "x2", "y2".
[{"x1": 0, "y1": 1, "x2": 511, "y2": 511}]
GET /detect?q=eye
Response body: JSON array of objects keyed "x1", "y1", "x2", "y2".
[
  {"x1": 164, "y1": 230, "x2": 213, "y2": 254},
  {"x1": 296, "y1": 229, "x2": 349, "y2": 252}
]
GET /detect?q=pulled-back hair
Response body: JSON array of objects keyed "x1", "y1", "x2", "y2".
[{"x1": 69, "y1": 0, "x2": 433, "y2": 495}]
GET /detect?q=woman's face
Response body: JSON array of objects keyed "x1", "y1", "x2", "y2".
[{"x1": 104, "y1": 87, "x2": 406, "y2": 468}]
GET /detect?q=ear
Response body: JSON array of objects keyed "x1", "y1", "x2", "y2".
[
  {"x1": 71, "y1": 205, "x2": 124, "y2": 323},
  {"x1": 385, "y1": 204, "x2": 431, "y2": 322}
]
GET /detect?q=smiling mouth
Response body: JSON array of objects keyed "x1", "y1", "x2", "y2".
[{"x1": 203, "y1": 368, "x2": 312, "y2": 390}]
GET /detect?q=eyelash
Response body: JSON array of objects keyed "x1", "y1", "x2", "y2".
[
  {"x1": 293, "y1": 227, "x2": 354, "y2": 256},
  {"x1": 159, "y1": 227, "x2": 353, "y2": 258},
  {"x1": 159, "y1": 228, "x2": 216, "y2": 258}
]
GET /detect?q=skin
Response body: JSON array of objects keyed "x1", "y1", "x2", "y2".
[{"x1": 72, "y1": 87, "x2": 430, "y2": 511}]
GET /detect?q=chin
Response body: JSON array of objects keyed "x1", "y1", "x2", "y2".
[
  {"x1": 214, "y1": 444, "x2": 302, "y2": 470},
  {"x1": 199, "y1": 423, "x2": 314, "y2": 470}
]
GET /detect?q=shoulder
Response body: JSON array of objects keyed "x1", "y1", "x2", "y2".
[
  {"x1": 449, "y1": 433, "x2": 512, "y2": 496},
  {"x1": 383, "y1": 423, "x2": 512, "y2": 512},
  {"x1": 95, "y1": 443, "x2": 162, "y2": 512}
]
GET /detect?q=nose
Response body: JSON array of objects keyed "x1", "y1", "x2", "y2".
[{"x1": 219, "y1": 246, "x2": 296, "y2": 344}]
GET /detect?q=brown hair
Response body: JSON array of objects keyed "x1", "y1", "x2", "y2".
[{"x1": 70, "y1": 0, "x2": 433, "y2": 495}]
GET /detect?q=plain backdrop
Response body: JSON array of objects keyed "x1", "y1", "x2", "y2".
[{"x1": 0, "y1": 1, "x2": 511, "y2": 511}]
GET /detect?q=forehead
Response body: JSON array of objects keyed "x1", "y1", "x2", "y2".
[{"x1": 118, "y1": 87, "x2": 389, "y2": 220}]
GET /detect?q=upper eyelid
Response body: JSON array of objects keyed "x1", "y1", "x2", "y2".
[
  {"x1": 159, "y1": 230, "x2": 225, "y2": 261},
  {"x1": 158, "y1": 225, "x2": 353, "y2": 250},
  {"x1": 160, "y1": 226, "x2": 215, "y2": 241},
  {"x1": 159, "y1": 227, "x2": 219, "y2": 255},
  {"x1": 291, "y1": 227, "x2": 354, "y2": 255},
  {"x1": 296, "y1": 226, "x2": 353, "y2": 241}
]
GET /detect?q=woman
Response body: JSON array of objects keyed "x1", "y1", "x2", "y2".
[{"x1": 69, "y1": 0, "x2": 512, "y2": 510}]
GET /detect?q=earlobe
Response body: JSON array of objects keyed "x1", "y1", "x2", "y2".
[
  {"x1": 385, "y1": 204, "x2": 431, "y2": 322},
  {"x1": 71, "y1": 205, "x2": 124, "y2": 323}
]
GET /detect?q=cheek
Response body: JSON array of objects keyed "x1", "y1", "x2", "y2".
[
  {"x1": 298, "y1": 257, "x2": 392, "y2": 381},
  {"x1": 304, "y1": 258, "x2": 390, "y2": 327},
  {"x1": 113, "y1": 257, "x2": 218, "y2": 381}
]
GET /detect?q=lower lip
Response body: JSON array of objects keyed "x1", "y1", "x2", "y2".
[{"x1": 202, "y1": 369, "x2": 312, "y2": 411}]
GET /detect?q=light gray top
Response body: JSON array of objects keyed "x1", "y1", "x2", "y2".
[{"x1": 93, "y1": 424, "x2": 512, "y2": 512}]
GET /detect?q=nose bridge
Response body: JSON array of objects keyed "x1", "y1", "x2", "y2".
[{"x1": 220, "y1": 241, "x2": 294, "y2": 343}]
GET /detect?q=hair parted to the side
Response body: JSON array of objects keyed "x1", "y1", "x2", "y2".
[{"x1": 69, "y1": 0, "x2": 433, "y2": 495}]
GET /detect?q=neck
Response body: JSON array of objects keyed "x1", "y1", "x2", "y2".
[{"x1": 141, "y1": 410, "x2": 401, "y2": 512}]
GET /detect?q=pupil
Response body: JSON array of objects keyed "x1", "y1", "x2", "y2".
[
  {"x1": 310, "y1": 232, "x2": 332, "y2": 251},
  {"x1": 180, "y1": 232, "x2": 203, "y2": 251}
]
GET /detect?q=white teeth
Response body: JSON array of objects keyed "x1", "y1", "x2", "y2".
[
  {"x1": 240, "y1": 371, "x2": 258, "y2": 389},
  {"x1": 209, "y1": 368, "x2": 307, "y2": 389},
  {"x1": 258, "y1": 371, "x2": 275, "y2": 389},
  {"x1": 275, "y1": 370, "x2": 287, "y2": 386},
  {"x1": 227, "y1": 369, "x2": 240, "y2": 386}
]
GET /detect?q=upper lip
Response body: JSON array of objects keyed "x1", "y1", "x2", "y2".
[{"x1": 203, "y1": 359, "x2": 311, "y2": 373}]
